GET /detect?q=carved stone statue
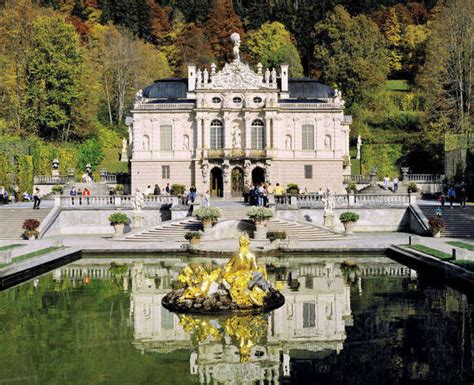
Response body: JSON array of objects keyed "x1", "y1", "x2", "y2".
[
  {"x1": 231, "y1": 124, "x2": 242, "y2": 149},
  {"x1": 132, "y1": 188, "x2": 145, "y2": 214},
  {"x1": 271, "y1": 68, "x2": 277, "y2": 85},
  {"x1": 356, "y1": 135, "x2": 362, "y2": 160},
  {"x1": 222, "y1": 160, "x2": 230, "y2": 184},
  {"x1": 201, "y1": 162, "x2": 209, "y2": 184},
  {"x1": 203, "y1": 69, "x2": 209, "y2": 87},
  {"x1": 121, "y1": 138, "x2": 128, "y2": 162},
  {"x1": 183, "y1": 135, "x2": 190, "y2": 150},
  {"x1": 323, "y1": 192, "x2": 335, "y2": 213},
  {"x1": 264, "y1": 69, "x2": 270, "y2": 84},
  {"x1": 196, "y1": 69, "x2": 202, "y2": 89},
  {"x1": 230, "y1": 32, "x2": 241, "y2": 62},
  {"x1": 210, "y1": 63, "x2": 216, "y2": 75},
  {"x1": 324, "y1": 135, "x2": 331, "y2": 150},
  {"x1": 257, "y1": 63, "x2": 263, "y2": 74},
  {"x1": 134, "y1": 89, "x2": 143, "y2": 103}
]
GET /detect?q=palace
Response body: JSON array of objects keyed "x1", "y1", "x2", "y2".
[{"x1": 127, "y1": 33, "x2": 351, "y2": 197}]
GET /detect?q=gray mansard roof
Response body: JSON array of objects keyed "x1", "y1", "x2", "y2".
[{"x1": 141, "y1": 77, "x2": 335, "y2": 101}]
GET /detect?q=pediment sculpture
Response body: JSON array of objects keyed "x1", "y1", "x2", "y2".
[{"x1": 210, "y1": 62, "x2": 264, "y2": 90}]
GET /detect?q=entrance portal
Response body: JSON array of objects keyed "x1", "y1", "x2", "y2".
[
  {"x1": 210, "y1": 167, "x2": 223, "y2": 197},
  {"x1": 231, "y1": 167, "x2": 244, "y2": 197},
  {"x1": 252, "y1": 166, "x2": 265, "y2": 185}
]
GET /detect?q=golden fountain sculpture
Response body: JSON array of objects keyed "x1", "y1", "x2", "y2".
[{"x1": 162, "y1": 234, "x2": 284, "y2": 313}]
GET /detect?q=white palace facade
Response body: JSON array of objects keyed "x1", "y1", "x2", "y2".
[{"x1": 127, "y1": 34, "x2": 351, "y2": 197}]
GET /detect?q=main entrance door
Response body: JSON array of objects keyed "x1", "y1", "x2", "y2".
[
  {"x1": 210, "y1": 167, "x2": 223, "y2": 197},
  {"x1": 252, "y1": 166, "x2": 265, "y2": 185},
  {"x1": 231, "y1": 167, "x2": 244, "y2": 197}
]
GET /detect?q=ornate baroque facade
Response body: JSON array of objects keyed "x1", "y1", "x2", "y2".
[{"x1": 127, "y1": 34, "x2": 351, "y2": 197}]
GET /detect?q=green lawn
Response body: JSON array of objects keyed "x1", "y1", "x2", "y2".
[
  {"x1": 453, "y1": 260, "x2": 474, "y2": 272},
  {"x1": 446, "y1": 241, "x2": 474, "y2": 251},
  {"x1": 0, "y1": 246, "x2": 63, "y2": 269},
  {"x1": 386, "y1": 79, "x2": 410, "y2": 91},
  {"x1": 0, "y1": 244, "x2": 22, "y2": 252},
  {"x1": 406, "y1": 244, "x2": 454, "y2": 261}
]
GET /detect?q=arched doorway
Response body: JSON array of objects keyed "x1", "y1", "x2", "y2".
[
  {"x1": 252, "y1": 166, "x2": 265, "y2": 185},
  {"x1": 231, "y1": 167, "x2": 244, "y2": 197},
  {"x1": 210, "y1": 167, "x2": 223, "y2": 197}
]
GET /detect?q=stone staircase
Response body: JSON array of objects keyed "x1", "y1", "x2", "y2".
[
  {"x1": 126, "y1": 204, "x2": 343, "y2": 242},
  {"x1": 0, "y1": 208, "x2": 51, "y2": 239},
  {"x1": 418, "y1": 205, "x2": 474, "y2": 238}
]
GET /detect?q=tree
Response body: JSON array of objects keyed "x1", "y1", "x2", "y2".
[
  {"x1": 313, "y1": 6, "x2": 389, "y2": 107},
  {"x1": 244, "y1": 22, "x2": 303, "y2": 77},
  {"x1": 381, "y1": 8, "x2": 402, "y2": 73},
  {"x1": 25, "y1": 15, "x2": 86, "y2": 141},
  {"x1": 205, "y1": 0, "x2": 243, "y2": 64},
  {"x1": 417, "y1": 0, "x2": 473, "y2": 141}
]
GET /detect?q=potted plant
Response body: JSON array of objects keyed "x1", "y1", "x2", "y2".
[
  {"x1": 339, "y1": 212, "x2": 359, "y2": 234},
  {"x1": 407, "y1": 182, "x2": 418, "y2": 193},
  {"x1": 22, "y1": 219, "x2": 40, "y2": 240},
  {"x1": 115, "y1": 184, "x2": 125, "y2": 195},
  {"x1": 286, "y1": 183, "x2": 299, "y2": 195},
  {"x1": 51, "y1": 185, "x2": 63, "y2": 195},
  {"x1": 194, "y1": 206, "x2": 222, "y2": 230},
  {"x1": 266, "y1": 231, "x2": 286, "y2": 243},
  {"x1": 428, "y1": 216, "x2": 446, "y2": 238},
  {"x1": 247, "y1": 207, "x2": 274, "y2": 227},
  {"x1": 108, "y1": 212, "x2": 129, "y2": 236},
  {"x1": 184, "y1": 231, "x2": 203, "y2": 244}
]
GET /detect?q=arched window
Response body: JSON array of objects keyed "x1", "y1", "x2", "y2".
[
  {"x1": 251, "y1": 119, "x2": 265, "y2": 149},
  {"x1": 210, "y1": 119, "x2": 224, "y2": 149},
  {"x1": 142, "y1": 135, "x2": 150, "y2": 151}
]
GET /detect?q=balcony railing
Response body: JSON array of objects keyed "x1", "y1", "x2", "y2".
[
  {"x1": 276, "y1": 193, "x2": 414, "y2": 208},
  {"x1": 343, "y1": 175, "x2": 371, "y2": 184},
  {"x1": 405, "y1": 174, "x2": 444, "y2": 182},
  {"x1": 34, "y1": 175, "x2": 73, "y2": 185},
  {"x1": 59, "y1": 195, "x2": 179, "y2": 208}
]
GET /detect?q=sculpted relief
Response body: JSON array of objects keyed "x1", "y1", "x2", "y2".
[{"x1": 210, "y1": 62, "x2": 264, "y2": 90}]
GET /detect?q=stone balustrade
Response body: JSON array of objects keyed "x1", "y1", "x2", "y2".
[
  {"x1": 59, "y1": 195, "x2": 179, "y2": 208},
  {"x1": 134, "y1": 102, "x2": 195, "y2": 110},
  {"x1": 343, "y1": 175, "x2": 371, "y2": 184},
  {"x1": 277, "y1": 193, "x2": 415, "y2": 208},
  {"x1": 404, "y1": 174, "x2": 444, "y2": 182},
  {"x1": 34, "y1": 175, "x2": 73, "y2": 184}
]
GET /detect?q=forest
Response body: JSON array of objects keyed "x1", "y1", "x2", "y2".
[{"x1": 0, "y1": 0, "x2": 471, "y2": 192}]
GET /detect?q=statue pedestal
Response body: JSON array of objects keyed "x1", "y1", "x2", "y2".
[
  {"x1": 254, "y1": 223, "x2": 267, "y2": 240},
  {"x1": 133, "y1": 213, "x2": 144, "y2": 229},
  {"x1": 51, "y1": 169, "x2": 60, "y2": 181},
  {"x1": 323, "y1": 212, "x2": 334, "y2": 229}
]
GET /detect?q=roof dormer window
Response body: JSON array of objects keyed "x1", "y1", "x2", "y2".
[
  {"x1": 253, "y1": 96, "x2": 262, "y2": 104},
  {"x1": 233, "y1": 97, "x2": 242, "y2": 104},
  {"x1": 212, "y1": 97, "x2": 222, "y2": 104}
]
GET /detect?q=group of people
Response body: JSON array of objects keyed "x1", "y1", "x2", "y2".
[
  {"x1": 438, "y1": 186, "x2": 468, "y2": 209},
  {"x1": 143, "y1": 183, "x2": 172, "y2": 196},
  {"x1": 69, "y1": 186, "x2": 91, "y2": 205},
  {"x1": 246, "y1": 182, "x2": 286, "y2": 206},
  {"x1": 383, "y1": 176, "x2": 400, "y2": 192},
  {"x1": 0, "y1": 186, "x2": 39, "y2": 205}
]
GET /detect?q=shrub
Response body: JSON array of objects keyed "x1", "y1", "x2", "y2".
[
  {"x1": 407, "y1": 182, "x2": 418, "y2": 193},
  {"x1": 346, "y1": 181, "x2": 357, "y2": 193},
  {"x1": 194, "y1": 206, "x2": 222, "y2": 222},
  {"x1": 51, "y1": 185, "x2": 63, "y2": 195},
  {"x1": 108, "y1": 212, "x2": 129, "y2": 225},
  {"x1": 339, "y1": 212, "x2": 359, "y2": 223},
  {"x1": 22, "y1": 219, "x2": 40, "y2": 230},
  {"x1": 287, "y1": 183, "x2": 299, "y2": 194},
  {"x1": 115, "y1": 184, "x2": 124, "y2": 191},
  {"x1": 171, "y1": 184, "x2": 185, "y2": 195},
  {"x1": 247, "y1": 207, "x2": 274, "y2": 222},
  {"x1": 267, "y1": 231, "x2": 286, "y2": 242},
  {"x1": 184, "y1": 231, "x2": 203, "y2": 240},
  {"x1": 428, "y1": 217, "x2": 446, "y2": 233}
]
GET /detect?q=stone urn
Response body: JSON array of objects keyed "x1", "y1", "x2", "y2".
[
  {"x1": 342, "y1": 221, "x2": 355, "y2": 234},
  {"x1": 432, "y1": 230, "x2": 441, "y2": 238},
  {"x1": 202, "y1": 219, "x2": 213, "y2": 232},
  {"x1": 254, "y1": 221, "x2": 267, "y2": 240},
  {"x1": 113, "y1": 223, "x2": 125, "y2": 237},
  {"x1": 190, "y1": 237, "x2": 201, "y2": 245}
]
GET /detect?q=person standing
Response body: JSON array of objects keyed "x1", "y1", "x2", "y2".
[
  {"x1": 447, "y1": 186, "x2": 456, "y2": 209},
  {"x1": 165, "y1": 183, "x2": 171, "y2": 195},
  {"x1": 33, "y1": 187, "x2": 41, "y2": 209},
  {"x1": 70, "y1": 186, "x2": 77, "y2": 206},
  {"x1": 257, "y1": 184, "x2": 265, "y2": 207},
  {"x1": 153, "y1": 184, "x2": 161, "y2": 195},
  {"x1": 145, "y1": 185, "x2": 152, "y2": 196},
  {"x1": 393, "y1": 177, "x2": 399, "y2": 192},
  {"x1": 459, "y1": 187, "x2": 467, "y2": 209},
  {"x1": 438, "y1": 192, "x2": 445, "y2": 208},
  {"x1": 383, "y1": 175, "x2": 390, "y2": 190},
  {"x1": 203, "y1": 190, "x2": 210, "y2": 208}
]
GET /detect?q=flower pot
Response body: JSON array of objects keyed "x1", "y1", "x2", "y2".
[
  {"x1": 342, "y1": 221, "x2": 355, "y2": 234},
  {"x1": 113, "y1": 223, "x2": 125, "y2": 237},
  {"x1": 27, "y1": 235, "x2": 36, "y2": 241},
  {"x1": 202, "y1": 219, "x2": 213, "y2": 231},
  {"x1": 432, "y1": 230, "x2": 441, "y2": 238},
  {"x1": 190, "y1": 237, "x2": 201, "y2": 244}
]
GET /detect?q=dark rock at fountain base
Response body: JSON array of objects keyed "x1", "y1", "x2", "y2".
[{"x1": 162, "y1": 287, "x2": 285, "y2": 315}]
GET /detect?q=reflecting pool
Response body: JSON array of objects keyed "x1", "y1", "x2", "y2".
[{"x1": 0, "y1": 255, "x2": 472, "y2": 385}]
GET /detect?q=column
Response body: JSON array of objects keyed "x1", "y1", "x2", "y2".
[
  {"x1": 265, "y1": 117, "x2": 271, "y2": 150},
  {"x1": 224, "y1": 115, "x2": 232, "y2": 150},
  {"x1": 244, "y1": 117, "x2": 252, "y2": 151},
  {"x1": 202, "y1": 118, "x2": 209, "y2": 150}
]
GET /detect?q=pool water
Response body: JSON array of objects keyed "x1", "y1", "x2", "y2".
[{"x1": 0, "y1": 255, "x2": 472, "y2": 385}]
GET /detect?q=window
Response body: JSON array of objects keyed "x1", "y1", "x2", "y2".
[
  {"x1": 251, "y1": 119, "x2": 265, "y2": 149},
  {"x1": 253, "y1": 96, "x2": 262, "y2": 104},
  {"x1": 161, "y1": 307, "x2": 174, "y2": 330},
  {"x1": 303, "y1": 302, "x2": 316, "y2": 328},
  {"x1": 160, "y1": 125, "x2": 172, "y2": 150},
  {"x1": 210, "y1": 119, "x2": 224, "y2": 149},
  {"x1": 212, "y1": 97, "x2": 221, "y2": 104},
  {"x1": 302, "y1": 124, "x2": 314, "y2": 150},
  {"x1": 233, "y1": 96, "x2": 242, "y2": 104},
  {"x1": 304, "y1": 165, "x2": 313, "y2": 179},
  {"x1": 162, "y1": 165, "x2": 170, "y2": 179}
]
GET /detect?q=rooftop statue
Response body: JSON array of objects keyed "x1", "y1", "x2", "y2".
[
  {"x1": 230, "y1": 32, "x2": 240, "y2": 62},
  {"x1": 162, "y1": 233, "x2": 284, "y2": 314}
]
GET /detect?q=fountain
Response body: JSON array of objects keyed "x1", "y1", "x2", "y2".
[{"x1": 162, "y1": 234, "x2": 285, "y2": 314}]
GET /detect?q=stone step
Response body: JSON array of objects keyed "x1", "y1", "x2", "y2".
[
  {"x1": 418, "y1": 205, "x2": 474, "y2": 238},
  {"x1": 0, "y1": 208, "x2": 51, "y2": 239}
]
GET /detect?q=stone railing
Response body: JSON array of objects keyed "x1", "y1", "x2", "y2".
[
  {"x1": 59, "y1": 195, "x2": 179, "y2": 208},
  {"x1": 34, "y1": 175, "x2": 73, "y2": 185},
  {"x1": 343, "y1": 175, "x2": 371, "y2": 184},
  {"x1": 404, "y1": 174, "x2": 444, "y2": 182},
  {"x1": 134, "y1": 102, "x2": 195, "y2": 110},
  {"x1": 279, "y1": 102, "x2": 339, "y2": 109},
  {"x1": 99, "y1": 174, "x2": 118, "y2": 183},
  {"x1": 277, "y1": 193, "x2": 416, "y2": 208}
]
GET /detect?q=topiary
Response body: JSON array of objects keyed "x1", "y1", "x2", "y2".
[
  {"x1": 51, "y1": 185, "x2": 63, "y2": 195},
  {"x1": 407, "y1": 182, "x2": 418, "y2": 193},
  {"x1": 247, "y1": 207, "x2": 274, "y2": 222},
  {"x1": 194, "y1": 206, "x2": 222, "y2": 223},
  {"x1": 108, "y1": 212, "x2": 129, "y2": 225}
]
